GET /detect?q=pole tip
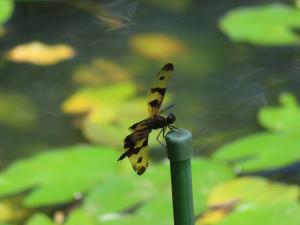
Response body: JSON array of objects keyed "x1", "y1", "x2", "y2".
[{"x1": 165, "y1": 129, "x2": 193, "y2": 161}]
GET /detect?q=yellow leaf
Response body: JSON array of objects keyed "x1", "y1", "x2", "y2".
[
  {"x1": 129, "y1": 33, "x2": 186, "y2": 59},
  {"x1": 196, "y1": 208, "x2": 229, "y2": 225},
  {"x1": 6, "y1": 41, "x2": 75, "y2": 65}
]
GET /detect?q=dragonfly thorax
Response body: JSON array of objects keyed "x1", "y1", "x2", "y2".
[{"x1": 152, "y1": 113, "x2": 176, "y2": 130}]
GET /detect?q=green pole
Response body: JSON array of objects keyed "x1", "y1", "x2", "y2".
[{"x1": 165, "y1": 129, "x2": 195, "y2": 225}]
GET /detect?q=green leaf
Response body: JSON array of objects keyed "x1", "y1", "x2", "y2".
[
  {"x1": 26, "y1": 210, "x2": 97, "y2": 225},
  {"x1": 258, "y1": 93, "x2": 300, "y2": 133},
  {"x1": 0, "y1": 0, "x2": 13, "y2": 25},
  {"x1": 26, "y1": 214, "x2": 54, "y2": 225},
  {"x1": 191, "y1": 159, "x2": 234, "y2": 212},
  {"x1": 216, "y1": 203, "x2": 300, "y2": 225},
  {"x1": 207, "y1": 177, "x2": 300, "y2": 206},
  {"x1": 213, "y1": 132, "x2": 300, "y2": 172},
  {"x1": 65, "y1": 209, "x2": 96, "y2": 225},
  {"x1": 196, "y1": 177, "x2": 300, "y2": 225},
  {"x1": 0, "y1": 145, "x2": 119, "y2": 207},
  {"x1": 83, "y1": 158, "x2": 234, "y2": 222},
  {"x1": 83, "y1": 175, "x2": 157, "y2": 216},
  {"x1": 219, "y1": 4, "x2": 300, "y2": 45}
]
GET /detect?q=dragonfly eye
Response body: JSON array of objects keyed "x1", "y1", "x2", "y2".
[{"x1": 167, "y1": 113, "x2": 176, "y2": 124}]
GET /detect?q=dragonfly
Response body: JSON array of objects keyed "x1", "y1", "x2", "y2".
[{"x1": 118, "y1": 63, "x2": 176, "y2": 175}]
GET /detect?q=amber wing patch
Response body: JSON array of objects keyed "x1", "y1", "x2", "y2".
[{"x1": 147, "y1": 63, "x2": 174, "y2": 117}]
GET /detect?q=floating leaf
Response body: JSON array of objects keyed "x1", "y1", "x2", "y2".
[
  {"x1": 26, "y1": 210, "x2": 96, "y2": 225},
  {"x1": 219, "y1": 4, "x2": 300, "y2": 45},
  {"x1": 258, "y1": 93, "x2": 300, "y2": 133},
  {"x1": 62, "y1": 83, "x2": 137, "y2": 116},
  {"x1": 0, "y1": 92, "x2": 36, "y2": 129},
  {"x1": 196, "y1": 177, "x2": 300, "y2": 225},
  {"x1": 215, "y1": 203, "x2": 300, "y2": 225},
  {"x1": 207, "y1": 177, "x2": 299, "y2": 206},
  {"x1": 62, "y1": 82, "x2": 172, "y2": 146},
  {"x1": 26, "y1": 214, "x2": 53, "y2": 225},
  {"x1": 6, "y1": 42, "x2": 75, "y2": 65},
  {"x1": 83, "y1": 158, "x2": 234, "y2": 222},
  {"x1": 213, "y1": 132, "x2": 300, "y2": 172},
  {"x1": 0, "y1": 0, "x2": 14, "y2": 25},
  {"x1": 64, "y1": 209, "x2": 96, "y2": 225},
  {"x1": 72, "y1": 59, "x2": 129, "y2": 86},
  {"x1": 213, "y1": 93, "x2": 300, "y2": 172},
  {"x1": 129, "y1": 34, "x2": 186, "y2": 59},
  {"x1": 0, "y1": 145, "x2": 119, "y2": 207},
  {"x1": 0, "y1": 198, "x2": 28, "y2": 223},
  {"x1": 191, "y1": 159, "x2": 234, "y2": 212}
]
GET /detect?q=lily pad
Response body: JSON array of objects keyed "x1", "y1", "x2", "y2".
[
  {"x1": 0, "y1": 145, "x2": 119, "y2": 207},
  {"x1": 213, "y1": 203, "x2": 300, "y2": 225},
  {"x1": 0, "y1": 0, "x2": 13, "y2": 25},
  {"x1": 213, "y1": 93, "x2": 300, "y2": 172},
  {"x1": 207, "y1": 177, "x2": 299, "y2": 206},
  {"x1": 258, "y1": 93, "x2": 300, "y2": 133},
  {"x1": 62, "y1": 83, "x2": 147, "y2": 146},
  {"x1": 83, "y1": 158, "x2": 234, "y2": 221},
  {"x1": 213, "y1": 132, "x2": 300, "y2": 172},
  {"x1": 26, "y1": 214, "x2": 53, "y2": 225},
  {"x1": 26, "y1": 210, "x2": 96, "y2": 225},
  {"x1": 219, "y1": 4, "x2": 300, "y2": 45},
  {"x1": 0, "y1": 198, "x2": 28, "y2": 223},
  {"x1": 62, "y1": 82, "x2": 172, "y2": 147},
  {"x1": 196, "y1": 177, "x2": 300, "y2": 225},
  {"x1": 6, "y1": 42, "x2": 76, "y2": 65}
]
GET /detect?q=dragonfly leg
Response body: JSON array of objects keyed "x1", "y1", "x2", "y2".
[
  {"x1": 168, "y1": 125, "x2": 182, "y2": 134},
  {"x1": 156, "y1": 127, "x2": 166, "y2": 148}
]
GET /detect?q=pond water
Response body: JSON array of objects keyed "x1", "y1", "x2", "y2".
[{"x1": 1, "y1": 0, "x2": 299, "y2": 165}]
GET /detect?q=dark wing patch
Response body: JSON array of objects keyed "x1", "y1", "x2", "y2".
[
  {"x1": 119, "y1": 122, "x2": 151, "y2": 175},
  {"x1": 128, "y1": 118, "x2": 152, "y2": 131}
]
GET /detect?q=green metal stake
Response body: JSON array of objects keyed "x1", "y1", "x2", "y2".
[{"x1": 165, "y1": 129, "x2": 195, "y2": 225}]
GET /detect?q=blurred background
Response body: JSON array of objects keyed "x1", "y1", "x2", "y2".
[{"x1": 0, "y1": 0, "x2": 300, "y2": 225}]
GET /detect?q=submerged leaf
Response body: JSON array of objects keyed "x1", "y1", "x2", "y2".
[
  {"x1": 129, "y1": 33, "x2": 186, "y2": 59},
  {"x1": 219, "y1": 4, "x2": 300, "y2": 45},
  {"x1": 0, "y1": 92, "x2": 36, "y2": 129},
  {"x1": 72, "y1": 59, "x2": 129, "y2": 86},
  {"x1": 145, "y1": 0, "x2": 191, "y2": 12},
  {"x1": 6, "y1": 42, "x2": 75, "y2": 65}
]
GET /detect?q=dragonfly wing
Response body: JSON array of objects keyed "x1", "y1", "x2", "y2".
[
  {"x1": 147, "y1": 63, "x2": 174, "y2": 117},
  {"x1": 119, "y1": 129, "x2": 150, "y2": 175}
]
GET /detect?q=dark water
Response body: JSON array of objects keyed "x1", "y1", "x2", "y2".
[{"x1": 0, "y1": 0, "x2": 299, "y2": 164}]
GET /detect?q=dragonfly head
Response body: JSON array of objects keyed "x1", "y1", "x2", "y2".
[{"x1": 167, "y1": 113, "x2": 176, "y2": 124}]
